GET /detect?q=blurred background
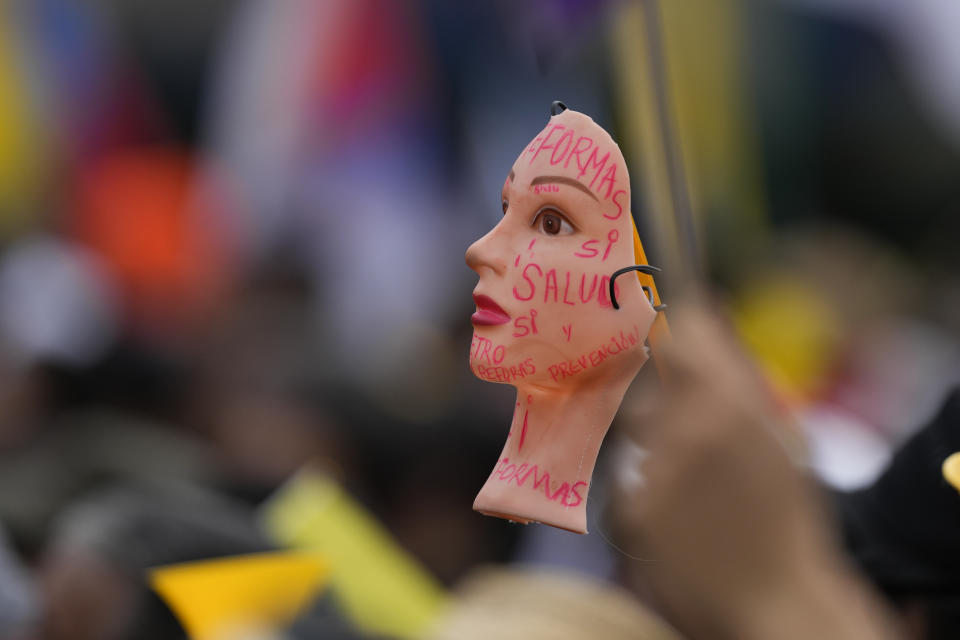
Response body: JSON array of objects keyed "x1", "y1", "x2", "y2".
[{"x1": 0, "y1": 0, "x2": 958, "y2": 637}]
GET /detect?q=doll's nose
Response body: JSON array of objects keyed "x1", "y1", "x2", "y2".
[{"x1": 465, "y1": 224, "x2": 509, "y2": 275}]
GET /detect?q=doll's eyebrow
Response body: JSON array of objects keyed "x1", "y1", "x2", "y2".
[
  {"x1": 529, "y1": 175, "x2": 598, "y2": 202},
  {"x1": 509, "y1": 169, "x2": 515, "y2": 182}
]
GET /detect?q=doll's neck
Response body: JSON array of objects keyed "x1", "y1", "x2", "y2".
[{"x1": 473, "y1": 377, "x2": 633, "y2": 534}]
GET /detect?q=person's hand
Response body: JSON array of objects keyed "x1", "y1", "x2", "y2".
[{"x1": 612, "y1": 299, "x2": 900, "y2": 640}]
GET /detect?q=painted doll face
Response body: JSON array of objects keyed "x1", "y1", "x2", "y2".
[{"x1": 466, "y1": 110, "x2": 656, "y2": 389}]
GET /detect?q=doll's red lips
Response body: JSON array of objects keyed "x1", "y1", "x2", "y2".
[{"x1": 472, "y1": 294, "x2": 511, "y2": 326}]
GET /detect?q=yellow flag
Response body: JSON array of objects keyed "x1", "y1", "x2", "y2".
[
  {"x1": 610, "y1": 0, "x2": 768, "y2": 276},
  {"x1": 149, "y1": 551, "x2": 329, "y2": 640},
  {"x1": 0, "y1": 8, "x2": 47, "y2": 236},
  {"x1": 260, "y1": 468, "x2": 447, "y2": 639}
]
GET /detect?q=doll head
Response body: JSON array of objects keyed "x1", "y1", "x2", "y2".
[
  {"x1": 466, "y1": 107, "x2": 656, "y2": 391},
  {"x1": 465, "y1": 106, "x2": 660, "y2": 532}
]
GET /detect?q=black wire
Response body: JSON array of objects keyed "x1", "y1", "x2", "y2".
[{"x1": 609, "y1": 265, "x2": 666, "y2": 311}]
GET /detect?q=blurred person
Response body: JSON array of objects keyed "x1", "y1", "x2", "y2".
[
  {"x1": 726, "y1": 225, "x2": 956, "y2": 490},
  {"x1": 610, "y1": 300, "x2": 902, "y2": 640},
  {"x1": 784, "y1": 0, "x2": 960, "y2": 145},
  {"x1": 0, "y1": 297, "x2": 223, "y2": 554},
  {"x1": 425, "y1": 566, "x2": 681, "y2": 640},
  {"x1": 0, "y1": 403, "x2": 225, "y2": 554},
  {"x1": 0, "y1": 234, "x2": 230, "y2": 558},
  {"x1": 182, "y1": 259, "x2": 347, "y2": 500},
  {"x1": 201, "y1": 0, "x2": 461, "y2": 395},
  {"x1": 69, "y1": 146, "x2": 234, "y2": 337},
  {"x1": 747, "y1": 2, "x2": 960, "y2": 272},
  {"x1": 0, "y1": 234, "x2": 119, "y2": 448},
  {"x1": 0, "y1": 524, "x2": 38, "y2": 638},
  {"x1": 39, "y1": 484, "x2": 270, "y2": 640}
]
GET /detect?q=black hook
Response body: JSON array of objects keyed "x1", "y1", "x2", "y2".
[
  {"x1": 550, "y1": 100, "x2": 567, "y2": 116},
  {"x1": 609, "y1": 265, "x2": 666, "y2": 311}
]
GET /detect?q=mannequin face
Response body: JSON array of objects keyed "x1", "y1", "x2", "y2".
[{"x1": 466, "y1": 110, "x2": 656, "y2": 389}]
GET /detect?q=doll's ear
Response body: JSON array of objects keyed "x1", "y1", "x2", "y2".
[{"x1": 550, "y1": 100, "x2": 567, "y2": 116}]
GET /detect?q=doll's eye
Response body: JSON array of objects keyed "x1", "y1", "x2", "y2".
[
  {"x1": 502, "y1": 200, "x2": 509, "y2": 215},
  {"x1": 533, "y1": 207, "x2": 574, "y2": 236}
]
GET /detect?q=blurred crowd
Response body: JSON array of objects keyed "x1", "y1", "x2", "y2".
[{"x1": 0, "y1": 0, "x2": 958, "y2": 639}]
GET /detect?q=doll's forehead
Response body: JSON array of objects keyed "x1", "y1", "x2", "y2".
[{"x1": 509, "y1": 113, "x2": 629, "y2": 206}]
